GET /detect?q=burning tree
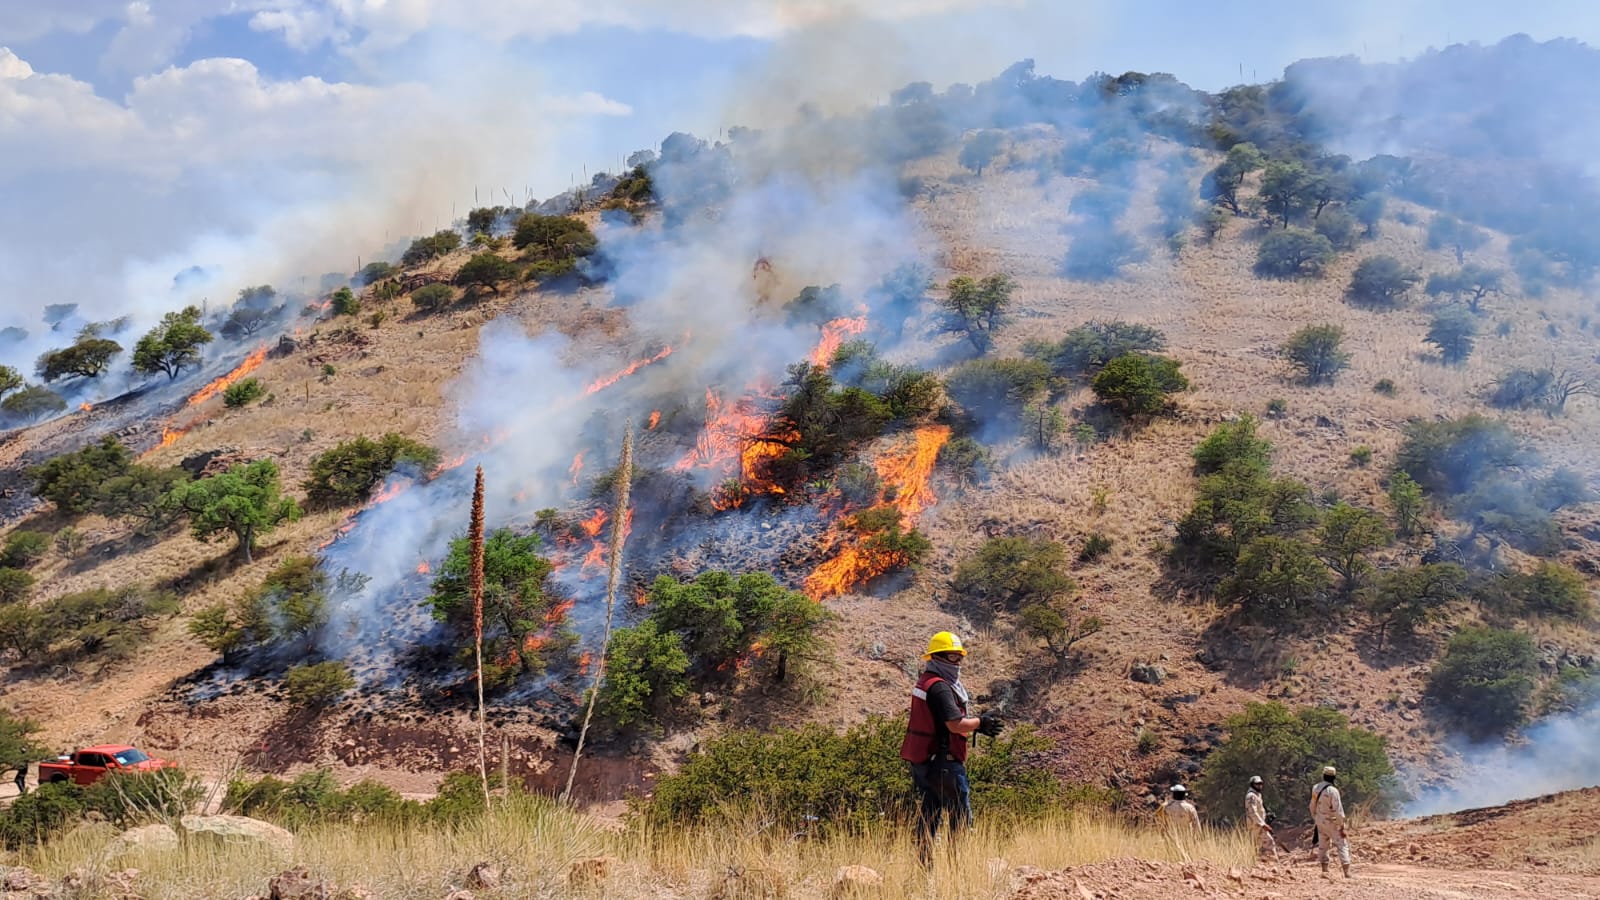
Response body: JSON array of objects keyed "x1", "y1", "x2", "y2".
[
  {"x1": 132, "y1": 306, "x2": 214, "y2": 380},
  {"x1": 426, "y1": 528, "x2": 567, "y2": 687}
]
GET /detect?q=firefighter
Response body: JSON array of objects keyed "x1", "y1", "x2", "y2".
[
  {"x1": 1310, "y1": 765, "x2": 1351, "y2": 878},
  {"x1": 899, "y1": 632, "x2": 1003, "y2": 864},
  {"x1": 1244, "y1": 775, "x2": 1277, "y2": 858},
  {"x1": 1158, "y1": 784, "x2": 1201, "y2": 833}
]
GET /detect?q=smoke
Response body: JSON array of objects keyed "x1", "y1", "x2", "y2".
[{"x1": 1405, "y1": 703, "x2": 1600, "y2": 815}]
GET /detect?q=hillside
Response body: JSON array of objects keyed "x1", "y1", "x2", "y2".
[{"x1": 1, "y1": 38, "x2": 1598, "y2": 839}]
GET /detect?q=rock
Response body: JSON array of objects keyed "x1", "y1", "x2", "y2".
[
  {"x1": 1181, "y1": 864, "x2": 1205, "y2": 891},
  {"x1": 268, "y1": 866, "x2": 332, "y2": 900},
  {"x1": 465, "y1": 862, "x2": 501, "y2": 891},
  {"x1": 1227, "y1": 867, "x2": 1244, "y2": 884},
  {"x1": 828, "y1": 865, "x2": 882, "y2": 897},
  {"x1": 0, "y1": 867, "x2": 46, "y2": 892},
  {"x1": 108, "y1": 823, "x2": 180, "y2": 857},
  {"x1": 102, "y1": 867, "x2": 143, "y2": 900},
  {"x1": 181, "y1": 815, "x2": 295, "y2": 859},
  {"x1": 708, "y1": 865, "x2": 787, "y2": 899},
  {"x1": 1130, "y1": 663, "x2": 1167, "y2": 685},
  {"x1": 1407, "y1": 842, "x2": 1422, "y2": 857},
  {"x1": 567, "y1": 856, "x2": 616, "y2": 890}
]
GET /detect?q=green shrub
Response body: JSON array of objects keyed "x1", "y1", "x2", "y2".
[
  {"x1": 1079, "y1": 532, "x2": 1113, "y2": 562},
  {"x1": 1019, "y1": 602, "x2": 1102, "y2": 662},
  {"x1": 1219, "y1": 536, "x2": 1330, "y2": 621},
  {"x1": 83, "y1": 768, "x2": 204, "y2": 828},
  {"x1": 835, "y1": 463, "x2": 882, "y2": 505},
  {"x1": 938, "y1": 274, "x2": 1015, "y2": 352},
  {"x1": 1366, "y1": 563, "x2": 1468, "y2": 644},
  {"x1": 1313, "y1": 207, "x2": 1358, "y2": 250},
  {"x1": 1282, "y1": 324, "x2": 1350, "y2": 384},
  {"x1": 1387, "y1": 472, "x2": 1425, "y2": 537},
  {"x1": 0, "y1": 569, "x2": 34, "y2": 605},
  {"x1": 1191, "y1": 415, "x2": 1271, "y2": 476},
  {"x1": 411, "y1": 283, "x2": 455, "y2": 313},
  {"x1": 1373, "y1": 378, "x2": 1397, "y2": 396},
  {"x1": 168, "y1": 460, "x2": 301, "y2": 564},
  {"x1": 427, "y1": 529, "x2": 564, "y2": 684},
  {"x1": 771, "y1": 364, "x2": 892, "y2": 476},
  {"x1": 222, "y1": 377, "x2": 265, "y2": 409},
  {"x1": 943, "y1": 358, "x2": 1050, "y2": 414},
  {"x1": 1315, "y1": 503, "x2": 1391, "y2": 593},
  {"x1": 284, "y1": 661, "x2": 356, "y2": 706},
  {"x1": 598, "y1": 620, "x2": 691, "y2": 727},
  {"x1": 28, "y1": 436, "x2": 133, "y2": 514},
  {"x1": 938, "y1": 436, "x2": 992, "y2": 486},
  {"x1": 328, "y1": 287, "x2": 360, "y2": 317},
  {"x1": 1349, "y1": 446, "x2": 1373, "y2": 467},
  {"x1": 1396, "y1": 415, "x2": 1525, "y2": 496},
  {"x1": 512, "y1": 214, "x2": 597, "y2": 264},
  {"x1": 1345, "y1": 255, "x2": 1420, "y2": 307},
  {"x1": 1427, "y1": 627, "x2": 1537, "y2": 737},
  {"x1": 1425, "y1": 307, "x2": 1477, "y2": 364},
  {"x1": 848, "y1": 507, "x2": 934, "y2": 573},
  {"x1": 1, "y1": 385, "x2": 66, "y2": 422},
  {"x1": 355, "y1": 261, "x2": 398, "y2": 286},
  {"x1": 0, "y1": 782, "x2": 85, "y2": 848},
  {"x1": 303, "y1": 434, "x2": 441, "y2": 508},
  {"x1": 1024, "y1": 320, "x2": 1166, "y2": 379},
  {"x1": 1254, "y1": 229, "x2": 1334, "y2": 278},
  {"x1": 2, "y1": 531, "x2": 50, "y2": 568},
  {"x1": 953, "y1": 537, "x2": 1076, "y2": 612},
  {"x1": 1477, "y1": 562, "x2": 1593, "y2": 621},
  {"x1": 643, "y1": 717, "x2": 1066, "y2": 833},
  {"x1": 1090, "y1": 353, "x2": 1188, "y2": 415},
  {"x1": 455, "y1": 252, "x2": 518, "y2": 291},
  {"x1": 401, "y1": 230, "x2": 461, "y2": 266},
  {"x1": 1194, "y1": 702, "x2": 1401, "y2": 826},
  {"x1": 226, "y1": 769, "x2": 416, "y2": 829}
]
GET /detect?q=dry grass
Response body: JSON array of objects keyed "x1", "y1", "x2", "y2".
[{"x1": 15, "y1": 799, "x2": 1255, "y2": 899}]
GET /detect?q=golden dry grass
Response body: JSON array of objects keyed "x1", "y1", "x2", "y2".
[{"x1": 16, "y1": 798, "x2": 1256, "y2": 899}]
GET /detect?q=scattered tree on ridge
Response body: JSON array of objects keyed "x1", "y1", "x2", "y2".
[
  {"x1": 35, "y1": 337, "x2": 122, "y2": 382},
  {"x1": 168, "y1": 460, "x2": 302, "y2": 564},
  {"x1": 1345, "y1": 256, "x2": 1420, "y2": 308},
  {"x1": 1282, "y1": 324, "x2": 1349, "y2": 384},
  {"x1": 132, "y1": 306, "x2": 214, "y2": 380},
  {"x1": 938, "y1": 274, "x2": 1015, "y2": 352}
]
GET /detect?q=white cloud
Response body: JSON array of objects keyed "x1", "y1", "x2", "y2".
[{"x1": 0, "y1": 2, "x2": 131, "y2": 42}]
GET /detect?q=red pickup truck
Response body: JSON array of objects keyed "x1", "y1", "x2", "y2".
[{"x1": 37, "y1": 745, "x2": 173, "y2": 786}]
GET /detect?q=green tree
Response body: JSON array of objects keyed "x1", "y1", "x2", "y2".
[
  {"x1": 169, "y1": 460, "x2": 302, "y2": 563},
  {"x1": 1424, "y1": 265, "x2": 1505, "y2": 313},
  {"x1": 28, "y1": 436, "x2": 132, "y2": 514},
  {"x1": 284, "y1": 662, "x2": 355, "y2": 707},
  {"x1": 97, "y1": 464, "x2": 187, "y2": 533},
  {"x1": 1021, "y1": 400, "x2": 1067, "y2": 451},
  {"x1": 647, "y1": 571, "x2": 816, "y2": 674},
  {"x1": 1345, "y1": 256, "x2": 1420, "y2": 308},
  {"x1": 1387, "y1": 472, "x2": 1425, "y2": 537},
  {"x1": 1202, "y1": 142, "x2": 1264, "y2": 214},
  {"x1": 188, "y1": 603, "x2": 246, "y2": 662},
  {"x1": 943, "y1": 357, "x2": 1049, "y2": 415},
  {"x1": 1, "y1": 386, "x2": 65, "y2": 423},
  {"x1": 1254, "y1": 229, "x2": 1334, "y2": 279},
  {"x1": 1194, "y1": 702, "x2": 1400, "y2": 826},
  {"x1": 939, "y1": 274, "x2": 1015, "y2": 352},
  {"x1": 1395, "y1": 415, "x2": 1525, "y2": 497},
  {"x1": 1313, "y1": 207, "x2": 1359, "y2": 251},
  {"x1": 938, "y1": 436, "x2": 992, "y2": 486},
  {"x1": 1366, "y1": 564, "x2": 1468, "y2": 646},
  {"x1": 1316, "y1": 503, "x2": 1392, "y2": 593},
  {"x1": 511, "y1": 214, "x2": 597, "y2": 262},
  {"x1": 303, "y1": 434, "x2": 440, "y2": 509},
  {"x1": 1220, "y1": 536, "x2": 1330, "y2": 621},
  {"x1": 401, "y1": 230, "x2": 462, "y2": 266},
  {"x1": 1258, "y1": 160, "x2": 1315, "y2": 228},
  {"x1": 1, "y1": 532, "x2": 49, "y2": 569},
  {"x1": 1282, "y1": 324, "x2": 1350, "y2": 384},
  {"x1": 959, "y1": 129, "x2": 1007, "y2": 176},
  {"x1": 411, "y1": 283, "x2": 455, "y2": 313},
  {"x1": 41, "y1": 303, "x2": 78, "y2": 329},
  {"x1": 0, "y1": 569, "x2": 34, "y2": 605},
  {"x1": 1019, "y1": 602, "x2": 1103, "y2": 663},
  {"x1": 1428, "y1": 215, "x2": 1488, "y2": 264},
  {"x1": 132, "y1": 306, "x2": 213, "y2": 380},
  {"x1": 1425, "y1": 307, "x2": 1477, "y2": 364},
  {"x1": 355, "y1": 262, "x2": 398, "y2": 286},
  {"x1": 1350, "y1": 193, "x2": 1385, "y2": 237},
  {"x1": 455, "y1": 252, "x2": 517, "y2": 291},
  {"x1": 1090, "y1": 353, "x2": 1188, "y2": 415},
  {"x1": 328, "y1": 287, "x2": 360, "y2": 317},
  {"x1": 426, "y1": 529, "x2": 560, "y2": 682},
  {"x1": 1026, "y1": 320, "x2": 1166, "y2": 378},
  {"x1": 1427, "y1": 627, "x2": 1537, "y2": 737},
  {"x1": 1191, "y1": 415, "x2": 1272, "y2": 476},
  {"x1": 953, "y1": 537, "x2": 1076, "y2": 612},
  {"x1": 0, "y1": 366, "x2": 22, "y2": 400},
  {"x1": 36, "y1": 337, "x2": 122, "y2": 382},
  {"x1": 0, "y1": 709, "x2": 47, "y2": 771},
  {"x1": 220, "y1": 306, "x2": 273, "y2": 340},
  {"x1": 599, "y1": 620, "x2": 690, "y2": 727}
]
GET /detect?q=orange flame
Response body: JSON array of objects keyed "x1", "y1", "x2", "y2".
[
  {"x1": 578, "y1": 650, "x2": 593, "y2": 674},
  {"x1": 186, "y1": 345, "x2": 268, "y2": 407},
  {"x1": 803, "y1": 424, "x2": 951, "y2": 600},
  {"x1": 78, "y1": 402, "x2": 92, "y2": 412},
  {"x1": 569, "y1": 452, "x2": 584, "y2": 486},
  {"x1": 647, "y1": 410, "x2": 661, "y2": 430},
  {"x1": 370, "y1": 479, "x2": 407, "y2": 506},
  {"x1": 430, "y1": 454, "x2": 467, "y2": 479},
  {"x1": 585, "y1": 345, "x2": 674, "y2": 394},
  {"x1": 808, "y1": 316, "x2": 868, "y2": 368},
  {"x1": 545, "y1": 598, "x2": 577, "y2": 624},
  {"x1": 157, "y1": 425, "x2": 187, "y2": 448},
  {"x1": 416, "y1": 561, "x2": 431, "y2": 575}
]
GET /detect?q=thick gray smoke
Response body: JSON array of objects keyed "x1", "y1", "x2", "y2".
[{"x1": 1406, "y1": 703, "x2": 1600, "y2": 815}]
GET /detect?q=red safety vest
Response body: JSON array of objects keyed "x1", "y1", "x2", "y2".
[{"x1": 899, "y1": 671, "x2": 968, "y2": 763}]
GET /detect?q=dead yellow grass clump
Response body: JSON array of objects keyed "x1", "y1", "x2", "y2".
[{"x1": 17, "y1": 799, "x2": 1255, "y2": 899}]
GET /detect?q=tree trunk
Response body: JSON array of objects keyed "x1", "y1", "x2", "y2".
[{"x1": 239, "y1": 527, "x2": 254, "y2": 564}]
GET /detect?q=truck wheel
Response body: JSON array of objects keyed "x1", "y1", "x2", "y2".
[{"x1": 49, "y1": 774, "x2": 66, "y2": 784}]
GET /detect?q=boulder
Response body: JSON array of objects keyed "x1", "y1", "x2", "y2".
[
  {"x1": 828, "y1": 865, "x2": 882, "y2": 898},
  {"x1": 268, "y1": 866, "x2": 332, "y2": 900},
  {"x1": 107, "y1": 823, "x2": 180, "y2": 857},
  {"x1": 567, "y1": 856, "x2": 616, "y2": 890},
  {"x1": 1130, "y1": 663, "x2": 1167, "y2": 685},
  {"x1": 465, "y1": 862, "x2": 500, "y2": 890},
  {"x1": 181, "y1": 815, "x2": 295, "y2": 858}
]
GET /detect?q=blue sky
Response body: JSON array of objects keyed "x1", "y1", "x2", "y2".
[{"x1": 2, "y1": 0, "x2": 1598, "y2": 340}]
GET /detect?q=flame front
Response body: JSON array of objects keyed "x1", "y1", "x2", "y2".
[
  {"x1": 416, "y1": 561, "x2": 431, "y2": 575},
  {"x1": 186, "y1": 345, "x2": 268, "y2": 407},
  {"x1": 569, "y1": 452, "x2": 584, "y2": 486},
  {"x1": 808, "y1": 316, "x2": 868, "y2": 368},
  {"x1": 78, "y1": 402, "x2": 92, "y2": 413},
  {"x1": 647, "y1": 410, "x2": 661, "y2": 430},
  {"x1": 804, "y1": 424, "x2": 951, "y2": 600},
  {"x1": 584, "y1": 345, "x2": 674, "y2": 395}
]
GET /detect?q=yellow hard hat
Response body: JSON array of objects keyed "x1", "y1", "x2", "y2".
[{"x1": 923, "y1": 631, "x2": 966, "y2": 659}]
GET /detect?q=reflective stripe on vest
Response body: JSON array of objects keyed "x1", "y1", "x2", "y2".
[{"x1": 899, "y1": 672, "x2": 968, "y2": 763}]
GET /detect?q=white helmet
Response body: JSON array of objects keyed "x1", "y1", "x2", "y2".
[
  {"x1": 1170, "y1": 784, "x2": 1188, "y2": 795},
  {"x1": 1249, "y1": 775, "x2": 1263, "y2": 785}
]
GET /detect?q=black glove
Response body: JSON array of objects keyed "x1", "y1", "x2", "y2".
[{"x1": 977, "y1": 715, "x2": 1004, "y2": 737}]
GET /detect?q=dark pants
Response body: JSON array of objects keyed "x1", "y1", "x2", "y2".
[
  {"x1": 910, "y1": 758, "x2": 971, "y2": 863},
  {"x1": 13, "y1": 768, "x2": 24, "y2": 795}
]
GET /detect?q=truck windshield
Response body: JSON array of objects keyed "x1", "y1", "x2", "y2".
[{"x1": 111, "y1": 749, "x2": 149, "y2": 765}]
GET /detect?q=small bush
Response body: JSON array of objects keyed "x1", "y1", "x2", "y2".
[
  {"x1": 1427, "y1": 627, "x2": 1537, "y2": 737},
  {"x1": 1345, "y1": 255, "x2": 1420, "y2": 307},
  {"x1": 953, "y1": 537, "x2": 1076, "y2": 612},
  {"x1": 1425, "y1": 307, "x2": 1477, "y2": 364},
  {"x1": 2, "y1": 531, "x2": 50, "y2": 569},
  {"x1": 0, "y1": 782, "x2": 85, "y2": 848},
  {"x1": 284, "y1": 661, "x2": 356, "y2": 706},
  {"x1": 1191, "y1": 415, "x2": 1271, "y2": 476},
  {"x1": 1090, "y1": 353, "x2": 1188, "y2": 415},
  {"x1": 1254, "y1": 229, "x2": 1334, "y2": 279},
  {"x1": 1373, "y1": 378, "x2": 1397, "y2": 396},
  {"x1": 1219, "y1": 536, "x2": 1330, "y2": 621},
  {"x1": 222, "y1": 377, "x2": 265, "y2": 409},
  {"x1": 1366, "y1": 563, "x2": 1468, "y2": 644},
  {"x1": 1282, "y1": 323, "x2": 1350, "y2": 384},
  {"x1": 28, "y1": 436, "x2": 133, "y2": 514},
  {"x1": 1025, "y1": 320, "x2": 1166, "y2": 379},
  {"x1": 1313, "y1": 207, "x2": 1358, "y2": 250},
  {"x1": 1349, "y1": 446, "x2": 1373, "y2": 467},
  {"x1": 938, "y1": 436, "x2": 992, "y2": 486},
  {"x1": 410, "y1": 283, "x2": 455, "y2": 313},
  {"x1": 943, "y1": 358, "x2": 1049, "y2": 415},
  {"x1": 401, "y1": 230, "x2": 461, "y2": 267},
  {"x1": 303, "y1": 434, "x2": 441, "y2": 508},
  {"x1": 0, "y1": 569, "x2": 34, "y2": 605},
  {"x1": 1079, "y1": 532, "x2": 1113, "y2": 562},
  {"x1": 328, "y1": 287, "x2": 360, "y2": 317},
  {"x1": 598, "y1": 620, "x2": 691, "y2": 727},
  {"x1": 1477, "y1": 562, "x2": 1593, "y2": 621}
]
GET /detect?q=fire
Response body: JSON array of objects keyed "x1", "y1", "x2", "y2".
[
  {"x1": 158, "y1": 425, "x2": 187, "y2": 449},
  {"x1": 803, "y1": 424, "x2": 951, "y2": 600},
  {"x1": 370, "y1": 479, "x2": 407, "y2": 506},
  {"x1": 578, "y1": 508, "x2": 607, "y2": 538},
  {"x1": 584, "y1": 345, "x2": 674, "y2": 394},
  {"x1": 647, "y1": 410, "x2": 661, "y2": 430},
  {"x1": 523, "y1": 634, "x2": 547, "y2": 652},
  {"x1": 578, "y1": 650, "x2": 593, "y2": 673},
  {"x1": 544, "y1": 598, "x2": 577, "y2": 624},
  {"x1": 808, "y1": 316, "x2": 868, "y2": 368},
  {"x1": 416, "y1": 561, "x2": 431, "y2": 575},
  {"x1": 78, "y1": 402, "x2": 92, "y2": 413},
  {"x1": 317, "y1": 512, "x2": 358, "y2": 551},
  {"x1": 578, "y1": 508, "x2": 632, "y2": 571},
  {"x1": 186, "y1": 345, "x2": 268, "y2": 407},
  {"x1": 430, "y1": 454, "x2": 467, "y2": 479},
  {"x1": 569, "y1": 452, "x2": 584, "y2": 486}
]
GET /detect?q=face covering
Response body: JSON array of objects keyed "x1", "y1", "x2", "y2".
[{"x1": 925, "y1": 658, "x2": 970, "y2": 707}]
